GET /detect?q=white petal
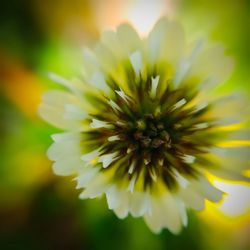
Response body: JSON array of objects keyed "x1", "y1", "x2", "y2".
[
  {"x1": 39, "y1": 90, "x2": 81, "y2": 130},
  {"x1": 108, "y1": 100, "x2": 122, "y2": 112},
  {"x1": 48, "y1": 72, "x2": 71, "y2": 88},
  {"x1": 100, "y1": 30, "x2": 125, "y2": 60},
  {"x1": 144, "y1": 212, "x2": 162, "y2": 234},
  {"x1": 207, "y1": 145, "x2": 250, "y2": 182},
  {"x1": 79, "y1": 174, "x2": 109, "y2": 199},
  {"x1": 108, "y1": 187, "x2": 130, "y2": 219},
  {"x1": 106, "y1": 185, "x2": 123, "y2": 210},
  {"x1": 76, "y1": 166, "x2": 99, "y2": 188},
  {"x1": 128, "y1": 161, "x2": 136, "y2": 174},
  {"x1": 182, "y1": 154, "x2": 196, "y2": 164},
  {"x1": 149, "y1": 168, "x2": 157, "y2": 182},
  {"x1": 172, "y1": 98, "x2": 187, "y2": 110},
  {"x1": 159, "y1": 21, "x2": 185, "y2": 64},
  {"x1": 172, "y1": 169, "x2": 189, "y2": 188},
  {"x1": 82, "y1": 48, "x2": 99, "y2": 66},
  {"x1": 91, "y1": 71, "x2": 110, "y2": 93},
  {"x1": 129, "y1": 50, "x2": 142, "y2": 76},
  {"x1": 48, "y1": 138, "x2": 82, "y2": 176},
  {"x1": 173, "y1": 39, "x2": 204, "y2": 87},
  {"x1": 209, "y1": 168, "x2": 250, "y2": 182},
  {"x1": 147, "y1": 18, "x2": 185, "y2": 64},
  {"x1": 208, "y1": 93, "x2": 247, "y2": 124},
  {"x1": 42, "y1": 90, "x2": 78, "y2": 107},
  {"x1": 193, "y1": 123, "x2": 209, "y2": 129},
  {"x1": 64, "y1": 104, "x2": 87, "y2": 120},
  {"x1": 188, "y1": 44, "x2": 234, "y2": 86},
  {"x1": 81, "y1": 149, "x2": 100, "y2": 162},
  {"x1": 51, "y1": 132, "x2": 79, "y2": 142},
  {"x1": 98, "y1": 152, "x2": 118, "y2": 168},
  {"x1": 127, "y1": 175, "x2": 137, "y2": 193},
  {"x1": 130, "y1": 192, "x2": 151, "y2": 217},
  {"x1": 173, "y1": 60, "x2": 191, "y2": 87},
  {"x1": 81, "y1": 48, "x2": 100, "y2": 77},
  {"x1": 115, "y1": 89, "x2": 131, "y2": 103},
  {"x1": 39, "y1": 104, "x2": 77, "y2": 130},
  {"x1": 48, "y1": 73, "x2": 83, "y2": 96},
  {"x1": 160, "y1": 195, "x2": 183, "y2": 234},
  {"x1": 47, "y1": 140, "x2": 80, "y2": 161},
  {"x1": 107, "y1": 135, "x2": 120, "y2": 142},
  {"x1": 52, "y1": 157, "x2": 83, "y2": 176},
  {"x1": 90, "y1": 119, "x2": 112, "y2": 129},
  {"x1": 113, "y1": 201, "x2": 130, "y2": 219},
  {"x1": 210, "y1": 146, "x2": 250, "y2": 171},
  {"x1": 193, "y1": 176, "x2": 224, "y2": 202},
  {"x1": 147, "y1": 18, "x2": 168, "y2": 63},
  {"x1": 117, "y1": 23, "x2": 141, "y2": 53},
  {"x1": 93, "y1": 42, "x2": 118, "y2": 77},
  {"x1": 176, "y1": 200, "x2": 188, "y2": 227},
  {"x1": 191, "y1": 102, "x2": 208, "y2": 114},
  {"x1": 144, "y1": 194, "x2": 182, "y2": 234},
  {"x1": 178, "y1": 187, "x2": 205, "y2": 211},
  {"x1": 150, "y1": 75, "x2": 160, "y2": 98}
]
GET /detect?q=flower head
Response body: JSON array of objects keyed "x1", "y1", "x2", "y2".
[{"x1": 39, "y1": 18, "x2": 250, "y2": 234}]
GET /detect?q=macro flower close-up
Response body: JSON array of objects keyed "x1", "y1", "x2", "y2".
[{"x1": 39, "y1": 17, "x2": 250, "y2": 234}]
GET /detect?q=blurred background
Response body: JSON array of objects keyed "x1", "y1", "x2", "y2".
[{"x1": 0, "y1": 0, "x2": 249, "y2": 249}]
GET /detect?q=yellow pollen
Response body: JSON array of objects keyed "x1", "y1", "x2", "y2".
[{"x1": 91, "y1": 159, "x2": 98, "y2": 165}]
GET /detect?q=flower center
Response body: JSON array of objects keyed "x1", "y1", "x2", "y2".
[
  {"x1": 132, "y1": 115, "x2": 171, "y2": 150},
  {"x1": 83, "y1": 76, "x2": 214, "y2": 190}
]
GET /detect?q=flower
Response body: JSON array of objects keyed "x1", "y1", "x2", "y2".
[{"x1": 39, "y1": 18, "x2": 250, "y2": 234}]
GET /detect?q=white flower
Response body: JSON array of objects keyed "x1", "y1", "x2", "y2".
[{"x1": 39, "y1": 18, "x2": 250, "y2": 234}]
